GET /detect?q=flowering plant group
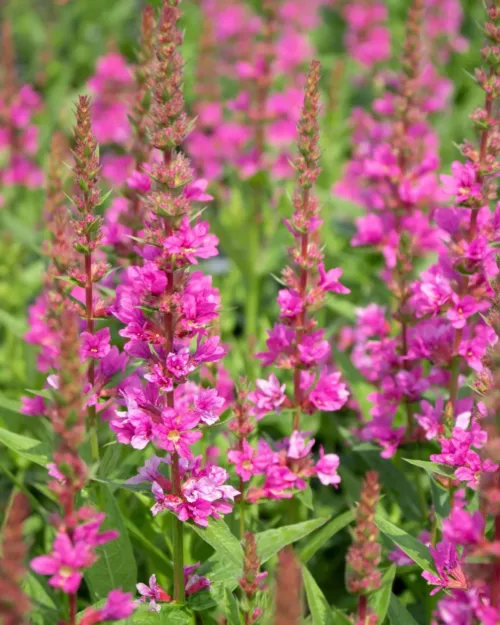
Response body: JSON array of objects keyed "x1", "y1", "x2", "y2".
[{"x1": 2, "y1": 0, "x2": 500, "y2": 624}]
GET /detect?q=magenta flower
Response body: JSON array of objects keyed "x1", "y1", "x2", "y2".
[
  {"x1": 248, "y1": 374, "x2": 287, "y2": 420},
  {"x1": 137, "y1": 574, "x2": 172, "y2": 611},
  {"x1": 228, "y1": 440, "x2": 258, "y2": 482},
  {"x1": 30, "y1": 532, "x2": 95, "y2": 593},
  {"x1": 80, "y1": 328, "x2": 111, "y2": 360},
  {"x1": 155, "y1": 408, "x2": 202, "y2": 460},
  {"x1": 184, "y1": 563, "x2": 211, "y2": 595},
  {"x1": 318, "y1": 264, "x2": 350, "y2": 294},
  {"x1": 309, "y1": 370, "x2": 349, "y2": 412},
  {"x1": 101, "y1": 589, "x2": 135, "y2": 620},
  {"x1": 422, "y1": 541, "x2": 469, "y2": 595},
  {"x1": 446, "y1": 295, "x2": 485, "y2": 330},
  {"x1": 126, "y1": 455, "x2": 168, "y2": 485},
  {"x1": 163, "y1": 217, "x2": 219, "y2": 265},
  {"x1": 315, "y1": 447, "x2": 341, "y2": 487},
  {"x1": 184, "y1": 179, "x2": 214, "y2": 202},
  {"x1": 440, "y1": 161, "x2": 482, "y2": 205},
  {"x1": 442, "y1": 491, "x2": 484, "y2": 546}
]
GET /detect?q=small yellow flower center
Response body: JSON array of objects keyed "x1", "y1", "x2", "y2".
[{"x1": 168, "y1": 430, "x2": 181, "y2": 442}]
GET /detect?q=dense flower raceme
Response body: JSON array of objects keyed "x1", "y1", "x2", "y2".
[
  {"x1": 226, "y1": 61, "x2": 348, "y2": 503},
  {"x1": 0, "y1": 22, "x2": 42, "y2": 196},
  {"x1": 109, "y1": 0, "x2": 238, "y2": 532},
  {"x1": 29, "y1": 311, "x2": 134, "y2": 624},
  {"x1": 187, "y1": 0, "x2": 325, "y2": 182},
  {"x1": 335, "y1": 0, "x2": 465, "y2": 457}
]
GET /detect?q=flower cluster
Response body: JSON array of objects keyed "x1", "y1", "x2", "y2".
[
  {"x1": 29, "y1": 311, "x2": 134, "y2": 623},
  {"x1": 0, "y1": 22, "x2": 42, "y2": 195},
  {"x1": 0, "y1": 493, "x2": 30, "y2": 625},
  {"x1": 346, "y1": 471, "x2": 381, "y2": 625},
  {"x1": 109, "y1": 1, "x2": 238, "y2": 545},
  {"x1": 136, "y1": 565, "x2": 210, "y2": 612},
  {"x1": 187, "y1": 0, "x2": 323, "y2": 182},
  {"x1": 336, "y1": 0, "x2": 456, "y2": 456}
]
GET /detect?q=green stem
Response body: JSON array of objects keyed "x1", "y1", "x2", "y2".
[
  {"x1": 88, "y1": 405, "x2": 100, "y2": 465},
  {"x1": 171, "y1": 452, "x2": 185, "y2": 602},
  {"x1": 239, "y1": 477, "x2": 245, "y2": 539},
  {"x1": 172, "y1": 514, "x2": 185, "y2": 602}
]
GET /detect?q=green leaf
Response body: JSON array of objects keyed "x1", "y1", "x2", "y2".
[
  {"x1": 302, "y1": 566, "x2": 351, "y2": 625},
  {"x1": 299, "y1": 510, "x2": 354, "y2": 563},
  {"x1": 224, "y1": 586, "x2": 243, "y2": 625},
  {"x1": 430, "y1": 478, "x2": 451, "y2": 521},
  {"x1": 403, "y1": 458, "x2": 454, "y2": 478},
  {"x1": 256, "y1": 517, "x2": 329, "y2": 564},
  {"x1": 356, "y1": 449, "x2": 422, "y2": 521},
  {"x1": 23, "y1": 573, "x2": 60, "y2": 624},
  {"x1": 0, "y1": 427, "x2": 50, "y2": 466},
  {"x1": 376, "y1": 516, "x2": 435, "y2": 573},
  {"x1": 187, "y1": 589, "x2": 217, "y2": 612},
  {"x1": 190, "y1": 517, "x2": 243, "y2": 572},
  {"x1": 369, "y1": 565, "x2": 396, "y2": 622},
  {"x1": 296, "y1": 484, "x2": 314, "y2": 511},
  {"x1": 85, "y1": 484, "x2": 137, "y2": 599},
  {"x1": 387, "y1": 594, "x2": 419, "y2": 625},
  {"x1": 191, "y1": 517, "x2": 244, "y2": 601}
]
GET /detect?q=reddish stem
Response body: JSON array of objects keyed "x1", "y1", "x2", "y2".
[
  {"x1": 69, "y1": 593, "x2": 77, "y2": 625},
  {"x1": 357, "y1": 595, "x2": 367, "y2": 623},
  {"x1": 293, "y1": 188, "x2": 310, "y2": 432}
]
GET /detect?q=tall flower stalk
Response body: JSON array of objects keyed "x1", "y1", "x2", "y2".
[
  {"x1": 227, "y1": 62, "x2": 348, "y2": 510},
  {"x1": 110, "y1": 0, "x2": 238, "y2": 603},
  {"x1": 346, "y1": 471, "x2": 381, "y2": 625},
  {"x1": 30, "y1": 310, "x2": 134, "y2": 625},
  {"x1": 71, "y1": 95, "x2": 108, "y2": 464},
  {"x1": 0, "y1": 493, "x2": 30, "y2": 625}
]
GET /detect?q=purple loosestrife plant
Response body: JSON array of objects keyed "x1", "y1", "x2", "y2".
[
  {"x1": 335, "y1": 0, "x2": 450, "y2": 458},
  {"x1": 109, "y1": 0, "x2": 238, "y2": 603},
  {"x1": 70, "y1": 96, "x2": 111, "y2": 464},
  {"x1": 0, "y1": 493, "x2": 30, "y2": 625},
  {"x1": 30, "y1": 311, "x2": 134, "y2": 625},
  {"x1": 228, "y1": 62, "x2": 349, "y2": 507},
  {"x1": 345, "y1": 471, "x2": 381, "y2": 625},
  {"x1": 0, "y1": 22, "x2": 42, "y2": 196}
]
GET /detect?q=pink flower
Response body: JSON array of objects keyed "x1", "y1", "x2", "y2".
[
  {"x1": 446, "y1": 295, "x2": 484, "y2": 330},
  {"x1": 155, "y1": 408, "x2": 202, "y2": 460},
  {"x1": 309, "y1": 370, "x2": 349, "y2": 412},
  {"x1": 228, "y1": 440, "x2": 258, "y2": 482},
  {"x1": 184, "y1": 179, "x2": 214, "y2": 202},
  {"x1": 440, "y1": 161, "x2": 482, "y2": 204},
  {"x1": 101, "y1": 589, "x2": 135, "y2": 620},
  {"x1": 287, "y1": 431, "x2": 314, "y2": 459},
  {"x1": 31, "y1": 532, "x2": 95, "y2": 594},
  {"x1": 315, "y1": 447, "x2": 341, "y2": 487},
  {"x1": 422, "y1": 540, "x2": 468, "y2": 595},
  {"x1": 318, "y1": 264, "x2": 350, "y2": 294},
  {"x1": 192, "y1": 387, "x2": 224, "y2": 425},
  {"x1": 137, "y1": 574, "x2": 172, "y2": 611},
  {"x1": 80, "y1": 328, "x2": 111, "y2": 360},
  {"x1": 248, "y1": 374, "x2": 287, "y2": 420},
  {"x1": 21, "y1": 394, "x2": 46, "y2": 416},
  {"x1": 127, "y1": 170, "x2": 151, "y2": 194},
  {"x1": 277, "y1": 289, "x2": 303, "y2": 317},
  {"x1": 126, "y1": 456, "x2": 168, "y2": 485},
  {"x1": 164, "y1": 217, "x2": 219, "y2": 265},
  {"x1": 442, "y1": 491, "x2": 484, "y2": 546},
  {"x1": 184, "y1": 563, "x2": 211, "y2": 595}
]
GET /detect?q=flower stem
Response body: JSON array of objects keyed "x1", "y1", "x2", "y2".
[
  {"x1": 164, "y1": 267, "x2": 185, "y2": 602},
  {"x1": 293, "y1": 190, "x2": 310, "y2": 433},
  {"x1": 84, "y1": 250, "x2": 99, "y2": 464},
  {"x1": 69, "y1": 593, "x2": 77, "y2": 625},
  {"x1": 171, "y1": 452, "x2": 185, "y2": 602},
  {"x1": 357, "y1": 595, "x2": 367, "y2": 623}
]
